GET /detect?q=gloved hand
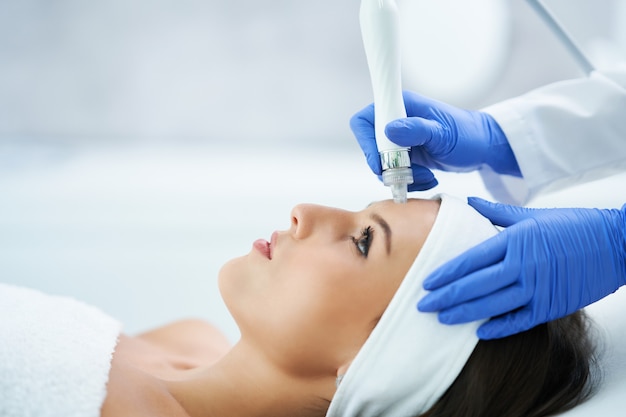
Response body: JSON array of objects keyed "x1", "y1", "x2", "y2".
[
  {"x1": 350, "y1": 90, "x2": 522, "y2": 191},
  {"x1": 417, "y1": 197, "x2": 626, "y2": 339}
]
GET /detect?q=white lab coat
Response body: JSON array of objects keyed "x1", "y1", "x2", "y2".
[{"x1": 479, "y1": 65, "x2": 626, "y2": 205}]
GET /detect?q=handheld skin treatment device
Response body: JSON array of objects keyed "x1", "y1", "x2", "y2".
[{"x1": 360, "y1": 0, "x2": 413, "y2": 204}]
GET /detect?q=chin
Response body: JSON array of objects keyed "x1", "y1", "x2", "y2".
[
  {"x1": 217, "y1": 255, "x2": 251, "y2": 317},
  {"x1": 217, "y1": 257, "x2": 238, "y2": 299}
]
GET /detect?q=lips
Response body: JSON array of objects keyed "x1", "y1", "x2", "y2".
[
  {"x1": 253, "y1": 231, "x2": 277, "y2": 260},
  {"x1": 253, "y1": 239, "x2": 271, "y2": 259}
]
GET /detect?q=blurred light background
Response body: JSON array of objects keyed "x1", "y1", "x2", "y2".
[{"x1": 1, "y1": 0, "x2": 625, "y2": 342}]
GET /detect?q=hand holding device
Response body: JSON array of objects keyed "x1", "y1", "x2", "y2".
[{"x1": 351, "y1": 91, "x2": 522, "y2": 191}]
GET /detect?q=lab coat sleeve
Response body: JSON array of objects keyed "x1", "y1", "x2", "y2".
[{"x1": 479, "y1": 65, "x2": 626, "y2": 205}]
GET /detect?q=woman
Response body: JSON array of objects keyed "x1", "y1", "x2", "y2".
[
  {"x1": 103, "y1": 196, "x2": 440, "y2": 416},
  {"x1": 1, "y1": 195, "x2": 596, "y2": 417}
]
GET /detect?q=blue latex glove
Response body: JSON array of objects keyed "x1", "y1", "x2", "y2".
[
  {"x1": 350, "y1": 90, "x2": 522, "y2": 191},
  {"x1": 418, "y1": 197, "x2": 626, "y2": 339}
]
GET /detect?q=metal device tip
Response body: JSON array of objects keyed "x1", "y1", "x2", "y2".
[{"x1": 391, "y1": 184, "x2": 408, "y2": 204}]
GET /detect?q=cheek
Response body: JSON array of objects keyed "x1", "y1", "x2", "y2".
[
  {"x1": 267, "y1": 253, "x2": 394, "y2": 345},
  {"x1": 218, "y1": 247, "x2": 404, "y2": 375},
  {"x1": 275, "y1": 247, "x2": 402, "y2": 322},
  {"x1": 276, "y1": 249, "x2": 360, "y2": 310},
  {"x1": 252, "y1": 268, "x2": 381, "y2": 374}
]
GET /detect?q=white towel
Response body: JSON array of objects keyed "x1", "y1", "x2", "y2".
[{"x1": 0, "y1": 283, "x2": 121, "y2": 417}]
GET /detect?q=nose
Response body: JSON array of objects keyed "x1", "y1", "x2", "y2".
[
  {"x1": 290, "y1": 204, "x2": 316, "y2": 239},
  {"x1": 290, "y1": 204, "x2": 347, "y2": 239}
]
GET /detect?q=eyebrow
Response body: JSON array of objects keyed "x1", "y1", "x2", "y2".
[{"x1": 370, "y1": 213, "x2": 391, "y2": 255}]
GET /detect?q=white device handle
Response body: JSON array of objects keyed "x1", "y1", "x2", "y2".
[
  {"x1": 360, "y1": 0, "x2": 408, "y2": 152},
  {"x1": 360, "y1": 0, "x2": 413, "y2": 203}
]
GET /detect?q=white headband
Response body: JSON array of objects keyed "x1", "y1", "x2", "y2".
[{"x1": 326, "y1": 194, "x2": 499, "y2": 417}]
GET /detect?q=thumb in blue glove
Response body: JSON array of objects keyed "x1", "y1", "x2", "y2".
[
  {"x1": 350, "y1": 91, "x2": 522, "y2": 192},
  {"x1": 417, "y1": 197, "x2": 626, "y2": 339}
]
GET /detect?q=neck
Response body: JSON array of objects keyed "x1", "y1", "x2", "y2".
[{"x1": 165, "y1": 341, "x2": 334, "y2": 417}]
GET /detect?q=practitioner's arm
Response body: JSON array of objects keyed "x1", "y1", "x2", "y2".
[
  {"x1": 351, "y1": 67, "x2": 626, "y2": 204},
  {"x1": 480, "y1": 67, "x2": 626, "y2": 204}
]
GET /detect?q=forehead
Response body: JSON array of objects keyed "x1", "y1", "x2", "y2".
[
  {"x1": 365, "y1": 198, "x2": 440, "y2": 245},
  {"x1": 357, "y1": 199, "x2": 440, "y2": 286},
  {"x1": 366, "y1": 198, "x2": 439, "y2": 220}
]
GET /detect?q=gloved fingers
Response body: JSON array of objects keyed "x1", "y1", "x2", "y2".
[
  {"x1": 476, "y1": 308, "x2": 537, "y2": 340},
  {"x1": 407, "y1": 165, "x2": 438, "y2": 191},
  {"x1": 401, "y1": 90, "x2": 450, "y2": 118},
  {"x1": 468, "y1": 197, "x2": 538, "y2": 227},
  {"x1": 350, "y1": 104, "x2": 382, "y2": 175},
  {"x1": 418, "y1": 262, "x2": 513, "y2": 313},
  {"x1": 436, "y1": 284, "x2": 530, "y2": 326},
  {"x1": 385, "y1": 117, "x2": 445, "y2": 151},
  {"x1": 422, "y1": 233, "x2": 508, "y2": 290},
  {"x1": 349, "y1": 102, "x2": 375, "y2": 128}
]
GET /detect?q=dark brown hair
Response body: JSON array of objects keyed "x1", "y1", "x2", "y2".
[{"x1": 420, "y1": 311, "x2": 598, "y2": 417}]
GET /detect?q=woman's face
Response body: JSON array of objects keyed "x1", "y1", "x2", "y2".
[{"x1": 218, "y1": 198, "x2": 439, "y2": 376}]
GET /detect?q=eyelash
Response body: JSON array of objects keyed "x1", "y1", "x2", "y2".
[{"x1": 352, "y1": 226, "x2": 373, "y2": 258}]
